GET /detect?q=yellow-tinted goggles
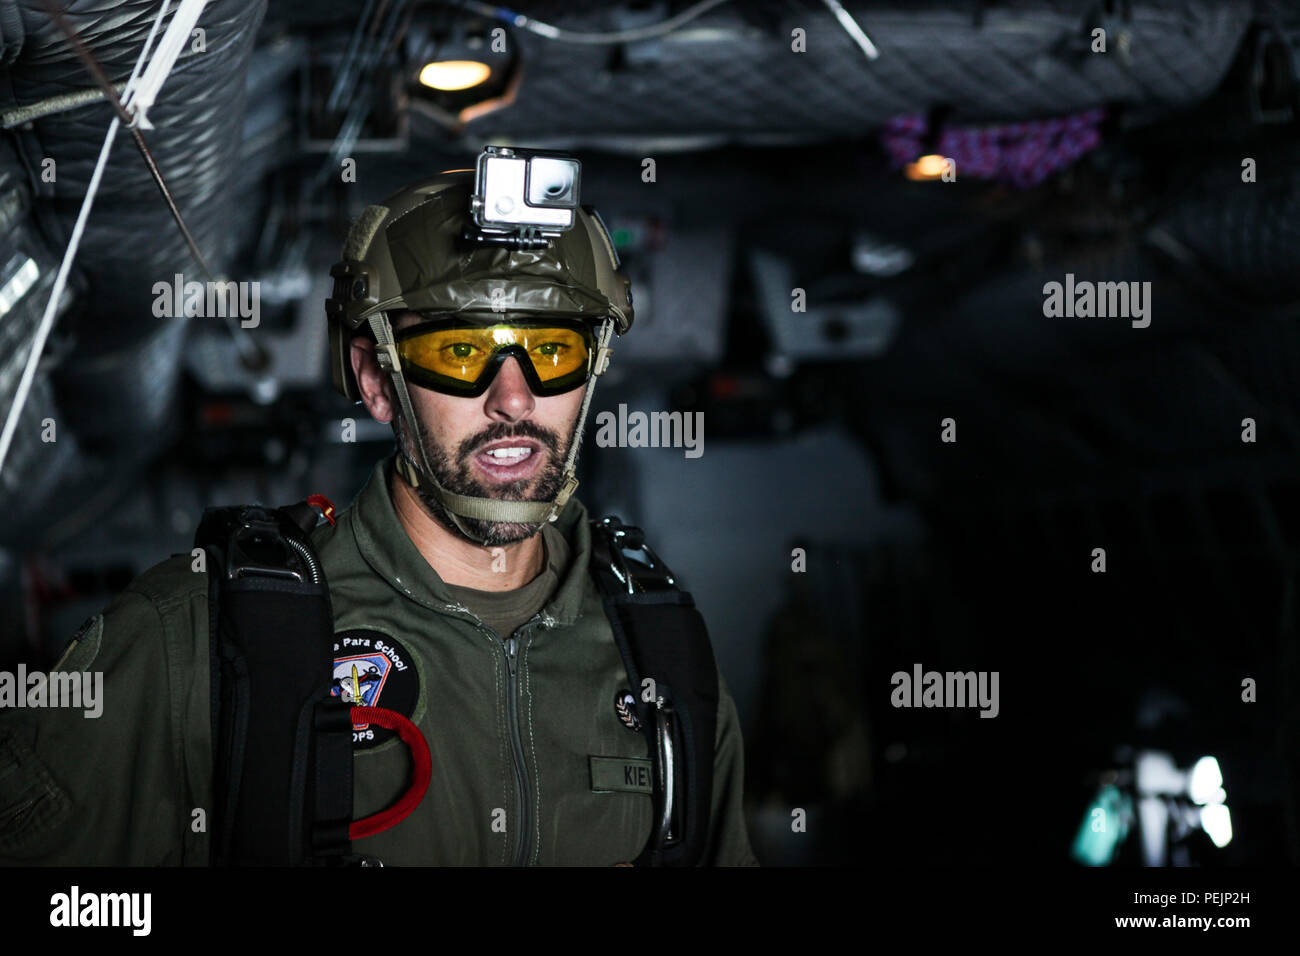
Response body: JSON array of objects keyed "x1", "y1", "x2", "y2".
[{"x1": 394, "y1": 319, "x2": 595, "y2": 396}]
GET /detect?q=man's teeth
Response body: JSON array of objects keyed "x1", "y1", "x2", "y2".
[{"x1": 484, "y1": 446, "x2": 533, "y2": 460}]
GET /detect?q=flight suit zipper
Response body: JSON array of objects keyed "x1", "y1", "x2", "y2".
[
  {"x1": 454, "y1": 610, "x2": 545, "y2": 867},
  {"x1": 503, "y1": 633, "x2": 531, "y2": 867}
]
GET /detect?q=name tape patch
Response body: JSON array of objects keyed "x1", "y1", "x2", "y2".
[{"x1": 589, "y1": 755, "x2": 654, "y2": 794}]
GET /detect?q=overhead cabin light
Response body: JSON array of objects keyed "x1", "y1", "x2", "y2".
[
  {"x1": 905, "y1": 154, "x2": 953, "y2": 181},
  {"x1": 419, "y1": 60, "x2": 492, "y2": 91},
  {"x1": 408, "y1": 20, "x2": 520, "y2": 129}
]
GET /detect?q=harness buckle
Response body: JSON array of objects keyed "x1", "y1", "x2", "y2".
[
  {"x1": 224, "y1": 510, "x2": 320, "y2": 584},
  {"x1": 550, "y1": 473, "x2": 580, "y2": 520},
  {"x1": 595, "y1": 516, "x2": 679, "y2": 594},
  {"x1": 375, "y1": 341, "x2": 400, "y2": 372}
]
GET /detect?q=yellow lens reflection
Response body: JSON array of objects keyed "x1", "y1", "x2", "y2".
[{"x1": 399, "y1": 325, "x2": 589, "y2": 384}]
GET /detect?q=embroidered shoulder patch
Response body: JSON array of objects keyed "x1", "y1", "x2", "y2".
[{"x1": 331, "y1": 630, "x2": 418, "y2": 750}]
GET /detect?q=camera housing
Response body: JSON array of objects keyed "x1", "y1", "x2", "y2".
[{"x1": 471, "y1": 145, "x2": 581, "y2": 236}]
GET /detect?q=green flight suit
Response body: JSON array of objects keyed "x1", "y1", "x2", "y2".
[{"x1": 0, "y1": 456, "x2": 758, "y2": 866}]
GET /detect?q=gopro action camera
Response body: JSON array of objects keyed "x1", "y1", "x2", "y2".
[{"x1": 471, "y1": 145, "x2": 581, "y2": 237}]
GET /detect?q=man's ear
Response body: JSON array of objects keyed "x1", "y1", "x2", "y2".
[{"x1": 350, "y1": 335, "x2": 396, "y2": 423}]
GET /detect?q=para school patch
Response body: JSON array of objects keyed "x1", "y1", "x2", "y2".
[{"x1": 330, "y1": 630, "x2": 419, "y2": 749}]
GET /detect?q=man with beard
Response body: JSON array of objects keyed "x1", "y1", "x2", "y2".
[{"x1": 0, "y1": 151, "x2": 758, "y2": 867}]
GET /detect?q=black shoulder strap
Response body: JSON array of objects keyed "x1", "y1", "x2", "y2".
[
  {"x1": 589, "y1": 516, "x2": 719, "y2": 867},
  {"x1": 196, "y1": 500, "x2": 354, "y2": 866}
]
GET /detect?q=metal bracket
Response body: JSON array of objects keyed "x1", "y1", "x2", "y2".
[
  {"x1": 375, "y1": 341, "x2": 401, "y2": 373},
  {"x1": 595, "y1": 516, "x2": 679, "y2": 594},
  {"x1": 651, "y1": 699, "x2": 676, "y2": 849},
  {"x1": 223, "y1": 511, "x2": 320, "y2": 584}
]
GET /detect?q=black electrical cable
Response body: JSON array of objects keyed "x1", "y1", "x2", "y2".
[{"x1": 455, "y1": 0, "x2": 732, "y2": 45}]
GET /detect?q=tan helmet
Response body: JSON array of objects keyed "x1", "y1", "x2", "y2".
[
  {"x1": 323, "y1": 161, "x2": 634, "y2": 543},
  {"x1": 326, "y1": 171, "x2": 633, "y2": 401}
]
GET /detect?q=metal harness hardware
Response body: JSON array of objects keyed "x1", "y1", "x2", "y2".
[
  {"x1": 595, "y1": 516, "x2": 679, "y2": 595},
  {"x1": 589, "y1": 515, "x2": 718, "y2": 866}
]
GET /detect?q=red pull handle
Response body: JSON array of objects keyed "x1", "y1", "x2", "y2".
[
  {"x1": 306, "y1": 493, "x2": 336, "y2": 526},
  {"x1": 347, "y1": 705, "x2": 432, "y2": 840}
]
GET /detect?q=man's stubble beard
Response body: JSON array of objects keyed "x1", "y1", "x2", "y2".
[{"x1": 394, "y1": 408, "x2": 575, "y2": 547}]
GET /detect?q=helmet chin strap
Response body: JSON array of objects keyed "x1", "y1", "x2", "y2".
[{"x1": 368, "y1": 312, "x2": 617, "y2": 545}]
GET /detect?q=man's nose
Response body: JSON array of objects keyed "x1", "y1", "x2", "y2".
[{"x1": 483, "y1": 354, "x2": 536, "y2": 422}]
